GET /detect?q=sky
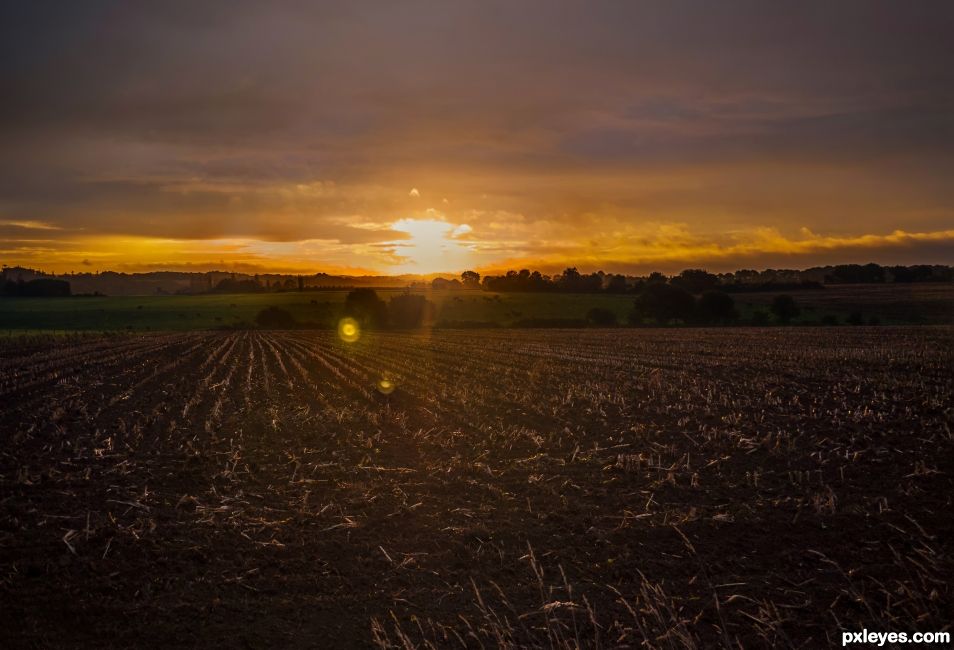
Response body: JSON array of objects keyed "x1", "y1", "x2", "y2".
[{"x1": 2, "y1": 1, "x2": 953, "y2": 276}]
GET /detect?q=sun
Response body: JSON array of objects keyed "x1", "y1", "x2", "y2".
[{"x1": 390, "y1": 218, "x2": 472, "y2": 274}]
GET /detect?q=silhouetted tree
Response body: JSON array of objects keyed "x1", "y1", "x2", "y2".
[
  {"x1": 751, "y1": 310, "x2": 770, "y2": 326},
  {"x1": 671, "y1": 269, "x2": 720, "y2": 294},
  {"x1": 460, "y1": 270, "x2": 481, "y2": 289},
  {"x1": 586, "y1": 307, "x2": 617, "y2": 326},
  {"x1": 559, "y1": 267, "x2": 582, "y2": 290},
  {"x1": 770, "y1": 295, "x2": 800, "y2": 324},
  {"x1": 631, "y1": 283, "x2": 695, "y2": 324},
  {"x1": 696, "y1": 291, "x2": 736, "y2": 324},
  {"x1": 824, "y1": 263, "x2": 886, "y2": 284},
  {"x1": 2, "y1": 278, "x2": 71, "y2": 297},
  {"x1": 554, "y1": 268, "x2": 603, "y2": 293},
  {"x1": 481, "y1": 267, "x2": 608, "y2": 293},
  {"x1": 212, "y1": 278, "x2": 264, "y2": 293},
  {"x1": 646, "y1": 271, "x2": 668, "y2": 284},
  {"x1": 527, "y1": 270, "x2": 548, "y2": 291},
  {"x1": 388, "y1": 294, "x2": 436, "y2": 329},
  {"x1": 344, "y1": 288, "x2": 388, "y2": 329},
  {"x1": 605, "y1": 274, "x2": 628, "y2": 293},
  {"x1": 431, "y1": 277, "x2": 462, "y2": 290},
  {"x1": 483, "y1": 269, "x2": 548, "y2": 292},
  {"x1": 886, "y1": 265, "x2": 949, "y2": 282},
  {"x1": 255, "y1": 306, "x2": 297, "y2": 329}
]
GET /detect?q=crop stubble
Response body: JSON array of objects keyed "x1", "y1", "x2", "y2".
[{"x1": 0, "y1": 328, "x2": 951, "y2": 648}]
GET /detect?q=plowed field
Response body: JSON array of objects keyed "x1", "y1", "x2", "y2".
[{"x1": 1, "y1": 328, "x2": 952, "y2": 648}]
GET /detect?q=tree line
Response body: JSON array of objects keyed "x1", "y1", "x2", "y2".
[
  {"x1": 256, "y1": 289, "x2": 439, "y2": 330},
  {"x1": 254, "y1": 286, "x2": 828, "y2": 331},
  {"x1": 468, "y1": 267, "x2": 803, "y2": 296},
  {"x1": 1, "y1": 278, "x2": 71, "y2": 297},
  {"x1": 469, "y1": 263, "x2": 953, "y2": 295},
  {"x1": 627, "y1": 286, "x2": 802, "y2": 326}
]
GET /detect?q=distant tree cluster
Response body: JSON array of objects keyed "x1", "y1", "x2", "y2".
[
  {"x1": 212, "y1": 276, "x2": 306, "y2": 293},
  {"x1": 586, "y1": 307, "x2": 617, "y2": 326},
  {"x1": 4, "y1": 261, "x2": 949, "y2": 299},
  {"x1": 252, "y1": 288, "x2": 440, "y2": 331},
  {"x1": 826, "y1": 263, "x2": 954, "y2": 283},
  {"x1": 628, "y1": 287, "x2": 808, "y2": 326},
  {"x1": 255, "y1": 306, "x2": 297, "y2": 328},
  {"x1": 1, "y1": 278, "x2": 71, "y2": 297},
  {"x1": 211, "y1": 278, "x2": 266, "y2": 293},
  {"x1": 337, "y1": 289, "x2": 437, "y2": 330},
  {"x1": 430, "y1": 277, "x2": 462, "y2": 290},
  {"x1": 629, "y1": 284, "x2": 741, "y2": 325},
  {"x1": 480, "y1": 268, "x2": 627, "y2": 293},
  {"x1": 479, "y1": 267, "x2": 766, "y2": 294},
  {"x1": 343, "y1": 288, "x2": 389, "y2": 328},
  {"x1": 388, "y1": 294, "x2": 437, "y2": 329},
  {"x1": 472, "y1": 263, "x2": 953, "y2": 296},
  {"x1": 769, "y1": 295, "x2": 800, "y2": 324},
  {"x1": 880, "y1": 265, "x2": 952, "y2": 283},
  {"x1": 721, "y1": 263, "x2": 953, "y2": 286}
]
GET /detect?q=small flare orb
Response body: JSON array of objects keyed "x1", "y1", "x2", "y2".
[
  {"x1": 376, "y1": 378, "x2": 396, "y2": 395},
  {"x1": 338, "y1": 317, "x2": 360, "y2": 343}
]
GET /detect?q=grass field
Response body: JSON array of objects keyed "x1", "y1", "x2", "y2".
[
  {"x1": 0, "y1": 290, "x2": 635, "y2": 332},
  {"x1": 1, "y1": 283, "x2": 952, "y2": 332},
  {"x1": 733, "y1": 282, "x2": 954, "y2": 324},
  {"x1": 1, "y1": 327, "x2": 951, "y2": 647}
]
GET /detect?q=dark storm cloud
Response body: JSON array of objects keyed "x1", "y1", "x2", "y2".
[
  {"x1": 5, "y1": 2, "x2": 952, "y2": 151},
  {"x1": 560, "y1": 105, "x2": 954, "y2": 166},
  {"x1": 1, "y1": 0, "x2": 953, "y2": 269}
]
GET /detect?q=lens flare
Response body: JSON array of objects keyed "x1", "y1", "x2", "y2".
[
  {"x1": 376, "y1": 378, "x2": 396, "y2": 395},
  {"x1": 338, "y1": 317, "x2": 360, "y2": 343}
]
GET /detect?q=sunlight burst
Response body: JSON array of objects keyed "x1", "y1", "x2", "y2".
[{"x1": 390, "y1": 218, "x2": 472, "y2": 274}]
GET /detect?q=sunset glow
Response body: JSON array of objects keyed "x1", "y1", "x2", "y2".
[
  {"x1": 390, "y1": 218, "x2": 474, "y2": 274},
  {"x1": 1, "y1": 3, "x2": 952, "y2": 275},
  {"x1": 3, "y1": 5, "x2": 954, "y2": 646}
]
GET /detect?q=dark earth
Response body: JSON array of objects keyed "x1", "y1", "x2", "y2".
[{"x1": 1, "y1": 328, "x2": 951, "y2": 648}]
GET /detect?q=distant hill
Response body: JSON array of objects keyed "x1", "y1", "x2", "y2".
[{"x1": 0, "y1": 266, "x2": 441, "y2": 296}]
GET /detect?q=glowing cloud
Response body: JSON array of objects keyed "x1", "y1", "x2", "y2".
[{"x1": 0, "y1": 220, "x2": 62, "y2": 230}]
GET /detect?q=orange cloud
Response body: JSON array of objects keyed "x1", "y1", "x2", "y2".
[{"x1": 475, "y1": 225, "x2": 954, "y2": 274}]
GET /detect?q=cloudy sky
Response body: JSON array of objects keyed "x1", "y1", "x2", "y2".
[{"x1": 2, "y1": 1, "x2": 953, "y2": 274}]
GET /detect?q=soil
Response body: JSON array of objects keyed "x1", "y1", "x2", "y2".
[{"x1": 1, "y1": 328, "x2": 952, "y2": 648}]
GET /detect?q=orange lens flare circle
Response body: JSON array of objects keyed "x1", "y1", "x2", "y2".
[
  {"x1": 338, "y1": 317, "x2": 360, "y2": 343},
  {"x1": 376, "y1": 378, "x2": 395, "y2": 395}
]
